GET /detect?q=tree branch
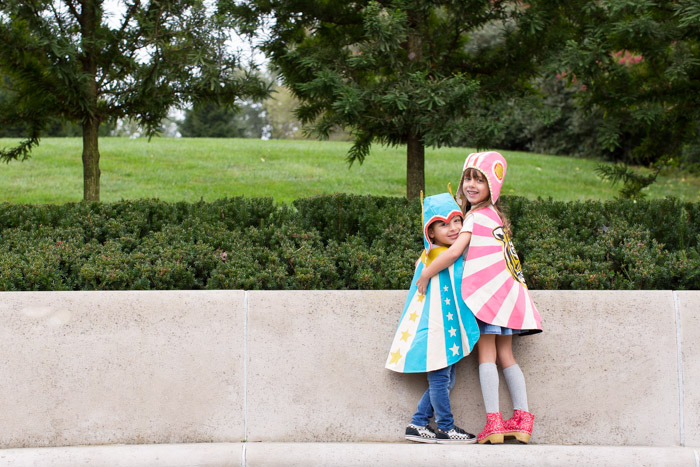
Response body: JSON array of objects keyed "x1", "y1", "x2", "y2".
[
  {"x1": 62, "y1": 0, "x2": 80, "y2": 21},
  {"x1": 49, "y1": 2, "x2": 68, "y2": 36}
]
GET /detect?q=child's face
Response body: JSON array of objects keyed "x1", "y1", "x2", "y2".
[
  {"x1": 428, "y1": 215, "x2": 463, "y2": 247},
  {"x1": 462, "y1": 168, "x2": 490, "y2": 205}
]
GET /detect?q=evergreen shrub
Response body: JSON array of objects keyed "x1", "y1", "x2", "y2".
[{"x1": 0, "y1": 195, "x2": 697, "y2": 291}]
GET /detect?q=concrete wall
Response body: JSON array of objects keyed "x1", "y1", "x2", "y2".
[{"x1": 0, "y1": 290, "x2": 697, "y2": 449}]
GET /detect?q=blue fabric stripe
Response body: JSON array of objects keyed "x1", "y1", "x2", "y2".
[
  {"x1": 438, "y1": 268, "x2": 462, "y2": 366},
  {"x1": 452, "y1": 258, "x2": 480, "y2": 353},
  {"x1": 404, "y1": 285, "x2": 430, "y2": 373}
]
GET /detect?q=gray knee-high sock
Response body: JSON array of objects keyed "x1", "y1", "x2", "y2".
[
  {"x1": 503, "y1": 364, "x2": 529, "y2": 412},
  {"x1": 479, "y1": 363, "x2": 499, "y2": 414}
]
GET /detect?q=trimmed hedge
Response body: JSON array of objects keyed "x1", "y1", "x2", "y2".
[{"x1": 0, "y1": 195, "x2": 698, "y2": 291}]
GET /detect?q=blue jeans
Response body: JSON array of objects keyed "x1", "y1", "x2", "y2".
[{"x1": 410, "y1": 364, "x2": 457, "y2": 431}]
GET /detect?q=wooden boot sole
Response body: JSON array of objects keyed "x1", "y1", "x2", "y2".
[
  {"x1": 478, "y1": 433, "x2": 504, "y2": 444},
  {"x1": 505, "y1": 432, "x2": 531, "y2": 444}
]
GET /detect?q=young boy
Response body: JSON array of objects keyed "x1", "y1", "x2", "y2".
[{"x1": 385, "y1": 192, "x2": 480, "y2": 443}]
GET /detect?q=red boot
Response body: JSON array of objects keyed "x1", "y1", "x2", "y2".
[
  {"x1": 503, "y1": 409, "x2": 534, "y2": 443},
  {"x1": 477, "y1": 412, "x2": 505, "y2": 444}
]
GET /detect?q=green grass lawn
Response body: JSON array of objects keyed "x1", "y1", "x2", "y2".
[{"x1": 1, "y1": 137, "x2": 698, "y2": 203}]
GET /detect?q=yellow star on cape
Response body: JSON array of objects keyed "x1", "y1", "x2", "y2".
[
  {"x1": 400, "y1": 329, "x2": 412, "y2": 342},
  {"x1": 448, "y1": 327, "x2": 457, "y2": 337},
  {"x1": 409, "y1": 311, "x2": 419, "y2": 322},
  {"x1": 446, "y1": 312, "x2": 454, "y2": 321},
  {"x1": 450, "y1": 343, "x2": 460, "y2": 356},
  {"x1": 417, "y1": 294, "x2": 425, "y2": 302},
  {"x1": 444, "y1": 298, "x2": 451, "y2": 305},
  {"x1": 389, "y1": 348, "x2": 403, "y2": 364}
]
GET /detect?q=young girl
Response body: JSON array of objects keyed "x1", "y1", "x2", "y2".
[
  {"x1": 386, "y1": 192, "x2": 480, "y2": 444},
  {"x1": 416, "y1": 152, "x2": 542, "y2": 445}
]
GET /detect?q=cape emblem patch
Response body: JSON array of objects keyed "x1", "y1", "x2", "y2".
[{"x1": 492, "y1": 226, "x2": 526, "y2": 286}]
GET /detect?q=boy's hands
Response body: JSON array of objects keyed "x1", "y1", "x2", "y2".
[{"x1": 416, "y1": 272, "x2": 429, "y2": 295}]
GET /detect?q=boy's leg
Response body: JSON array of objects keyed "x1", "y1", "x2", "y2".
[
  {"x1": 410, "y1": 387, "x2": 434, "y2": 427},
  {"x1": 407, "y1": 374, "x2": 439, "y2": 443},
  {"x1": 447, "y1": 363, "x2": 457, "y2": 392},
  {"x1": 427, "y1": 365, "x2": 454, "y2": 431}
]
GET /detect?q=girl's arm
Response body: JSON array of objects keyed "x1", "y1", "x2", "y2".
[{"x1": 415, "y1": 231, "x2": 472, "y2": 295}]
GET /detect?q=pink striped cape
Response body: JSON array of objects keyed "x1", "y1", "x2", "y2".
[{"x1": 461, "y1": 205, "x2": 542, "y2": 331}]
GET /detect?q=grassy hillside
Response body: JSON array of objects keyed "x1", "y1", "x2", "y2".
[{"x1": 1, "y1": 137, "x2": 698, "y2": 203}]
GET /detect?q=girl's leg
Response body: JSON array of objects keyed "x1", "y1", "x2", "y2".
[
  {"x1": 477, "y1": 335, "x2": 505, "y2": 444},
  {"x1": 477, "y1": 335, "x2": 499, "y2": 414},
  {"x1": 495, "y1": 335, "x2": 516, "y2": 368},
  {"x1": 477, "y1": 334, "x2": 497, "y2": 364},
  {"x1": 497, "y1": 335, "x2": 534, "y2": 443},
  {"x1": 497, "y1": 335, "x2": 529, "y2": 412}
]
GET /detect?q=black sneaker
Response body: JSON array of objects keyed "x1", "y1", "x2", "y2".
[
  {"x1": 405, "y1": 423, "x2": 438, "y2": 443},
  {"x1": 435, "y1": 425, "x2": 477, "y2": 444}
]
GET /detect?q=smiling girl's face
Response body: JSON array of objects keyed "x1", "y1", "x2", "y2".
[{"x1": 462, "y1": 168, "x2": 490, "y2": 205}]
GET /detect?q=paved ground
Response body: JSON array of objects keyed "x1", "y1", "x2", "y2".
[{"x1": 1, "y1": 442, "x2": 698, "y2": 467}]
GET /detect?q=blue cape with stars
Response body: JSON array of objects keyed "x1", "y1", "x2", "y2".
[{"x1": 385, "y1": 193, "x2": 480, "y2": 373}]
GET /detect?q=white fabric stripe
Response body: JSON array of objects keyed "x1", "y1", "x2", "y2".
[
  {"x1": 465, "y1": 251, "x2": 503, "y2": 272},
  {"x1": 386, "y1": 291, "x2": 423, "y2": 372},
  {"x1": 426, "y1": 278, "x2": 447, "y2": 370},
  {"x1": 475, "y1": 210, "x2": 500, "y2": 229},
  {"x1": 469, "y1": 233, "x2": 497, "y2": 247},
  {"x1": 521, "y1": 295, "x2": 536, "y2": 329},
  {"x1": 467, "y1": 269, "x2": 511, "y2": 315},
  {"x1": 492, "y1": 280, "x2": 519, "y2": 326}
]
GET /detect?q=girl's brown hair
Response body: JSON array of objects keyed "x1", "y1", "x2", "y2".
[{"x1": 458, "y1": 168, "x2": 512, "y2": 236}]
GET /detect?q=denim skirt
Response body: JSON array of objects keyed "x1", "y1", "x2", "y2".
[{"x1": 477, "y1": 319, "x2": 526, "y2": 336}]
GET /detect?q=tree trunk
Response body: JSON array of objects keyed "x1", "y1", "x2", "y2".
[
  {"x1": 82, "y1": 118, "x2": 101, "y2": 201},
  {"x1": 405, "y1": 11, "x2": 424, "y2": 200},
  {"x1": 406, "y1": 134, "x2": 425, "y2": 200},
  {"x1": 80, "y1": 0, "x2": 100, "y2": 201}
]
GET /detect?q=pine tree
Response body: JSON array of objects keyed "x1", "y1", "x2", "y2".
[
  {"x1": 232, "y1": 0, "x2": 571, "y2": 199},
  {"x1": 559, "y1": 0, "x2": 700, "y2": 168},
  {"x1": 0, "y1": 1, "x2": 269, "y2": 201}
]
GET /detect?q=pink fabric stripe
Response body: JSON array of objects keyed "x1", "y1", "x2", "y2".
[
  {"x1": 464, "y1": 260, "x2": 503, "y2": 292},
  {"x1": 506, "y1": 285, "x2": 526, "y2": 329},
  {"x1": 472, "y1": 222, "x2": 493, "y2": 237},
  {"x1": 466, "y1": 245, "x2": 503, "y2": 260},
  {"x1": 475, "y1": 277, "x2": 513, "y2": 324},
  {"x1": 481, "y1": 207, "x2": 501, "y2": 224}
]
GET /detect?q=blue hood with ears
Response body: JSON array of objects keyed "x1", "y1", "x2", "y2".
[{"x1": 422, "y1": 192, "x2": 462, "y2": 253}]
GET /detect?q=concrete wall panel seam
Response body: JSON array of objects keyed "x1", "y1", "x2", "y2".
[
  {"x1": 242, "y1": 442, "x2": 247, "y2": 467},
  {"x1": 675, "y1": 290, "x2": 686, "y2": 446},
  {"x1": 244, "y1": 291, "x2": 249, "y2": 443},
  {"x1": 694, "y1": 449, "x2": 699, "y2": 467}
]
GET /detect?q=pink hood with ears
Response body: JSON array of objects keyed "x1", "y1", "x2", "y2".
[{"x1": 456, "y1": 151, "x2": 507, "y2": 205}]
